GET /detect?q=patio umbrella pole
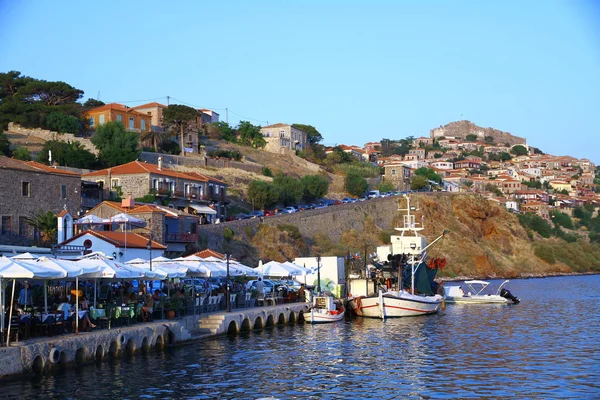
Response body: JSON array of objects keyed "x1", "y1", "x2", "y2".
[
  {"x1": 75, "y1": 276, "x2": 79, "y2": 334},
  {"x1": 0, "y1": 277, "x2": 3, "y2": 341},
  {"x1": 44, "y1": 281, "x2": 48, "y2": 313},
  {"x1": 94, "y1": 278, "x2": 97, "y2": 308},
  {"x1": 6, "y1": 279, "x2": 16, "y2": 346}
]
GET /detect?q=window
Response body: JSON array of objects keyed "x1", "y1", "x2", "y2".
[
  {"x1": 129, "y1": 117, "x2": 135, "y2": 129},
  {"x1": 391, "y1": 169, "x2": 396, "y2": 176},
  {"x1": 97, "y1": 180, "x2": 104, "y2": 188},
  {"x1": 18, "y1": 216, "x2": 28, "y2": 236},
  {"x1": 111, "y1": 179, "x2": 119, "y2": 189},
  {"x1": 1, "y1": 216, "x2": 11, "y2": 235},
  {"x1": 152, "y1": 179, "x2": 158, "y2": 189},
  {"x1": 116, "y1": 114, "x2": 122, "y2": 123},
  {"x1": 61, "y1": 185, "x2": 67, "y2": 199},
  {"x1": 89, "y1": 117, "x2": 95, "y2": 127},
  {"x1": 141, "y1": 119, "x2": 146, "y2": 130},
  {"x1": 99, "y1": 114, "x2": 105, "y2": 125},
  {"x1": 22, "y1": 182, "x2": 30, "y2": 197}
]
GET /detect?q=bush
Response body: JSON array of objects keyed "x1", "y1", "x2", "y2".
[
  {"x1": 517, "y1": 213, "x2": 553, "y2": 238},
  {"x1": 533, "y1": 243, "x2": 556, "y2": 264},
  {"x1": 161, "y1": 140, "x2": 180, "y2": 155},
  {"x1": 551, "y1": 211, "x2": 574, "y2": 230},
  {"x1": 223, "y1": 228, "x2": 235, "y2": 242},
  {"x1": 207, "y1": 149, "x2": 242, "y2": 161},
  {"x1": 262, "y1": 166, "x2": 273, "y2": 177},
  {"x1": 345, "y1": 169, "x2": 368, "y2": 197},
  {"x1": 12, "y1": 146, "x2": 31, "y2": 161}
]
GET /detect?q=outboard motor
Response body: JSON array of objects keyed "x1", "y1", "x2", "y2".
[{"x1": 500, "y1": 288, "x2": 520, "y2": 304}]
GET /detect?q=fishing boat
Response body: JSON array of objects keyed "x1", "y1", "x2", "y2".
[
  {"x1": 444, "y1": 280, "x2": 520, "y2": 304},
  {"x1": 304, "y1": 295, "x2": 345, "y2": 324},
  {"x1": 347, "y1": 195, "x2": 446, "y2": 319}
]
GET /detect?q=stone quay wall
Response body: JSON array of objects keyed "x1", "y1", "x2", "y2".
[
  {"x1": 197, "y1": 196, "x2": 401, "y2": 250},
  {"x1": 139, "y1": 152, "x2": 263, "y2": 174},
  {"x1": 8, "y1": 122, "x2": 98, "y2": 155},
  {"x1": 0, "y1": 303, "x2": 308, "y2": 379}
]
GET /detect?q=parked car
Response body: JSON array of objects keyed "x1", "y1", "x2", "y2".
[
  {"x1": 282, "y1": 206, "x2": 297, "y2": 214},
  {"x1": 367, "y1": 190, "x2": 380, "y2": 199},
  {"x1": 248, "y1": 210, "x2": 265, "y2": 218},
  {"x1": 342, "y1": 197, "x2": 354, "y2": 203},
  {"x1": 264, "y1": 209, "x2": 275, "y2": 216},
  {"x1": 234, "y1": 213, "x2": 250, "y2": 220}
]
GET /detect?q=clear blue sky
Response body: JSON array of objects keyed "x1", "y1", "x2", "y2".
[{"x1": 1, "y1": 0, "x2": 599, "y2": 162}]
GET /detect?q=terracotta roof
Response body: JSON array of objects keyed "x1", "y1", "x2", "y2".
[
  {"x1": 86, "y1": 103, "x2": 150, "y2": 118},
  {"x1": 261, "y1": 123, "x2": 289, "y2": 129},
  {"x1": 0, "y1": 156, "x2": 80, "y2": 176},
  {"x1": 132, "y1": 102, "x2": 168, "y2": 110},
  {"x1": 25, "y1": 161, "x2": 81, "y2": 176},
  {"x1": 82, "y1": 161, "x2": 227, "y2": 185},
  {"x1": 60, "y1": 230, "x2": 166, "y2": 250},
  {"x1": 193, "y1": 249, "x2": 226, "y2": 259}
]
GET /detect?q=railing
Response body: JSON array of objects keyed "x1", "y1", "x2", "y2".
[{"x1": 166, "y1": 233, "x2": 198, "y2": 243}]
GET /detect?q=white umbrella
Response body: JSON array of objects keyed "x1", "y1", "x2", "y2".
[
  {"x1": 229, "y1": 260, "x2": 259, "y2": 277},
  {"x1": 0, "y1": 256, "x2": 66, "y2": 345},
  {"x1": 282, "y1": 261, "x2": 311, "y2": 275},
  {"x1": 174, "y1": 256, "x2": 226, "y2": 277},
  {"x1": 255, "y1": 261, "x2": 302, "y2": 277},
  {"x1": 110, "y1": 213, "x2": 146, "y2": 226},
  {"x1": 11, "y1": 252, "x2": 39, "y2": 260},
  {"x1": 74, "y1": 214, "x2": 105, "y2": 225}
]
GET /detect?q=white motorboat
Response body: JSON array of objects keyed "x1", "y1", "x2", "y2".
[
  {"x1": 347, "y1": 195, "x2": 446, "y2": 319},
  {"x1": 304, "y1": 295, "x2": 345, "y2": 324},
  {"x1": 444, "y1": 280, "x2": 520, "y2": 304}
]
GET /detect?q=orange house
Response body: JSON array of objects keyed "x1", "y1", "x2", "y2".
[{"x1": 85, "y1": 103, "x2": 152, "y2": 133}]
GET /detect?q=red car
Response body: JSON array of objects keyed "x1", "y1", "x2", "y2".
[{"x1": 263, "y1": 209, "x2": 275, "y2": 217}]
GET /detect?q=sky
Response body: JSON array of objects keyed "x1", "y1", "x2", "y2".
[{"x1": 1, "y1": 0, "x2": 599, "y2": 162}]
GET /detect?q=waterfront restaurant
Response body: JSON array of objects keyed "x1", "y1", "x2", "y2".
[{"x1": 0, "y1": 252, "x2": 306, "y2": 346}]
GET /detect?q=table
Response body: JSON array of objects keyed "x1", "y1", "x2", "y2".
[{"x1": 90, "y1": 309, "x2": 105, "y2": 319}]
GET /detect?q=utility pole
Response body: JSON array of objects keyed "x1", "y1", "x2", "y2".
[
  {"x1": 225, "y1": 108, "x2": 228, "y2": 124},
  {"x1": 167, "y1": 96, "x2": 170, "y2": 106}
]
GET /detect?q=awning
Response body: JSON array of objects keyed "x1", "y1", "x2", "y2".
[{"x1": 189, "y1": 204, "x2": 217, "y2": 215}]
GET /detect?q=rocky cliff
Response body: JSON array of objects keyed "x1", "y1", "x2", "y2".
[
  {"x1": 430, "y1": 120, "x2": 526, "y2": 146},
  {"x1": 197, "y1": 194, "x2": 599, "y2": 279}
]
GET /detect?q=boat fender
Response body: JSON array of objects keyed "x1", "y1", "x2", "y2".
[
  {"x1": 439, "y1": 258, "x2": 447, "y2": 269},
  {"x1": 386, "y1": 278, "x2": 391, "y2": 289},
  {"x1": 49, "y1": 348, "x2": 60, "y2": 364}
]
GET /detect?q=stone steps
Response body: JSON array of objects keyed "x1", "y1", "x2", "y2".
[{"x1": 198, "y1": 314, "x2": 226, "y2": 334}]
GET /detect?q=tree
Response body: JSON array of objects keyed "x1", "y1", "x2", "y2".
[
  {"x1": 91, "y1": 121, "x2": 140, "y2": 167},
  {"x1": 237, "y1": 121, "x2": 266, "y2": 148},
  {"x1": 292, "y1": 123, "x2": 323, "y2": 145},
  {"x1": 376, "y1": 181, "x2": 395, "y2": 193},
  {"x1": 140, "y1": 129, "x2": 166, "y2": 152},
  {"x1": 213, "y1": 121, "x2": 236, "y2": 142},
  {"x1": 83, "y1": 98, "x2": 105, "y2": 108},
  {"x1": 414, "y1": 167, "x2": 441, "y2": 183},
  {"x1": 484, "y1": 136, "x2": 495, "y2": 144},
  {"x1": 25, "y1": 209, "x2": 57, "y2": 246},
  {"x1": 37, "y1": 140, "x2": 98, "y2": 169},
  {"x1": 466, "y1": 134, "x2": 478, "y2": 142},
  {"x1": 45, "y1": 112, "x2": 79, "y2": 133},
  {"x1": 162, "y1": 104, "x2": 199, "y2": 156},
  {"x1": 410, "y1": 175, "x2": 429, "y2": 190},
  {"x1": 12, "y1": 146, "x2": 31, "y2": 161},
  {"x1": 247, "y1": 180, "x2": 278, "y2": 210},
  {"x1": 511, "y1": 145, "x2": 528, "y2": 156},
  {"x1": 272, "y1": 174, "x2": 302, "y2": 206},
  {"x1": 18, "y1": 79, "x2": 84, "y2": 106},
  {"x1": 345, "y1": 168, "x2": 368, "y2": 197},
  {"x1": 300, "y1": 175, "x2": 329, "y2": 202},
  {"x1": 0, "y1": 129, "x2": 11, "y2": 156}
]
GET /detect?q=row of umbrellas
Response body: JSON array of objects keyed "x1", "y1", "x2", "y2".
[{"x1": 74, "y1": 213, "x2": 146, "y2": 226}]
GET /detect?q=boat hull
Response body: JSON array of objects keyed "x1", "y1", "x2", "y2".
[
  {"x1": 304, "y1": 307, "x2": 346, "y2": 324},
  {"x1": 445, "y1": 295, "x2": 509, "y2": 304},
  {"x1": 348, "y1": 292, "x2": 443, "y2": 318}
]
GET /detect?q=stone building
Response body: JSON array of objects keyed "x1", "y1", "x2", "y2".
[
  {"x1": 132, "y1": 102, "x2": 168, "y2": 132},
  {"x1": 259, "y1": 123, "x2": 308, "y2": 154},
  {"x1": 0, "y1": 156, "x2": 81, "y2": 246},
  {"x1": 383, "y1": 163, "x2": 411, "y2": 190},
  {"x1": 82, "y1": 159, "x2": 227, "y2": 222}
]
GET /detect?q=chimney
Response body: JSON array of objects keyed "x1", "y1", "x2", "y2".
[
  {"x1": 158, "y1": 156, "x2": 163, "y2": 171},
  {"x1": 121, "y1": 195, "x2": 134, "y2": 209}
]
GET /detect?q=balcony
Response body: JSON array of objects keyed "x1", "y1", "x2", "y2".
[{"x1": 166, "y1": 233, "x2": 197, "y2": 243}]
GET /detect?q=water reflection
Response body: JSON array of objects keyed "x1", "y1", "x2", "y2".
[{"x1": 2, "y1": 276, "x2": 599, "y2": 399}]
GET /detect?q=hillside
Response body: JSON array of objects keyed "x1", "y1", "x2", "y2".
[
  {"x1": 196, "y1": 194, "x2": 600, "y2": 279},
  {"x1": 430, "y1": 120, "x2": 526, "y2": 146}
]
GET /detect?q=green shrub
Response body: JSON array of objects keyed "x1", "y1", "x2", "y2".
[
  {"x1": 533, "y1": 243, "x2": 556, "y2": 264},
  {"x1": 45, "y1": 112, "x2": 79, "y2": 134},
  {"x1": 223, "y1": 228, "x2": 235, "y2": 242},
  {"x1": 262, "y1": 166, "x2": 273, "y2": 177},
  {"x1": 277, "y1": 224, "x2": 302, "y2": 241},
  {"x1": 207, "y1": 149, "x2": 242, "y2": 161},
  {"x1": 517, "y1": 213, "x2": 553, "y2": 238}
]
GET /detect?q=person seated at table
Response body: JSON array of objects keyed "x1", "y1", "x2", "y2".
[
  {"x1": 126, "y1": 291, "x2": 137, "y2": 304},
  {"x1": 152, "y1": 289, "x2": 162, "y2": 302},
  {"x1": 174, "y1": 289, "x2": 185, "y2": 298},
  {"x1": 141, "y1": 294, "x2": 154, "y2": 322},
  {"x1": 80, "y1": 295, "x2": 90, "y2": 310}
]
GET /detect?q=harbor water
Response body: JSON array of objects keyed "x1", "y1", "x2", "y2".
[{"x1": 2, "y1": 275, "x2": 599, "y2": 399}]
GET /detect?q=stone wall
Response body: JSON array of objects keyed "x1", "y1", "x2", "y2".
[
  {"x1": 8, "y1": 122, "x2": 98, "y2": 155},
  {"x1": 0, "y1": 169, "x2": 81, "y2": 245},
  {"x1": 139, "y1": 152, "x2": 263, "y2": 174},
  {"x1": 197, "y1": 196, "x2": 401, "y2": 250}
]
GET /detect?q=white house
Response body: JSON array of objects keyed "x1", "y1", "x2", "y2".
[{"x1": 59, "y1": 230, "x2": 166, "y2": 263}]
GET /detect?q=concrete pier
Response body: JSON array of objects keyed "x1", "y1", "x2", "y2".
[{"x1": 0, "y1": 302, "x2": 309, "y2": 379}]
